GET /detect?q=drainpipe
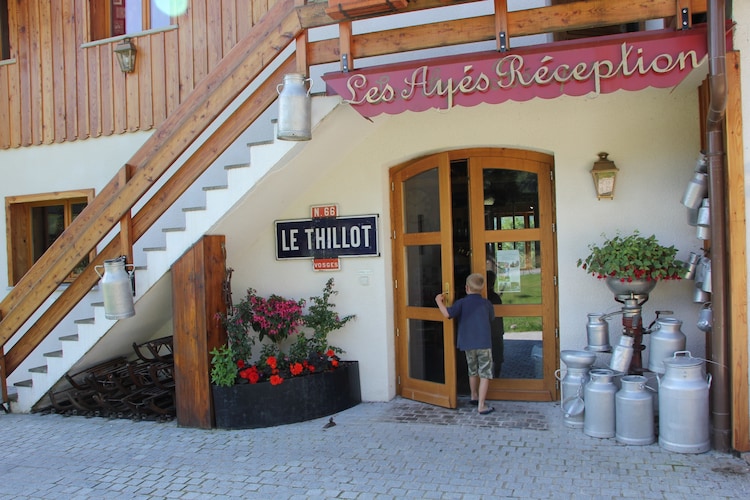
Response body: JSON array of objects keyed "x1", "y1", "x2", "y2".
[{"x1": 706, "y1": 0, "x2": 731, "y2": 453}]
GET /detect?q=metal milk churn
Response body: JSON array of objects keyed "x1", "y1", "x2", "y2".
[
  {"x1": 647, "y1": 317, "x2": 686, "y2": 374},
  {"x1": 658, "y1": 352, "x2": 711, "y2": 454},
  {"x1": 585, "y1": 313, "x2": 611, "y2": 352},
  {"x1": 583, "y1": 368, "x2": 618, "y2": 438},
  {"x1": 558, "y1": 350, "x2": 596, "y2": 429},
  {"x1": 615, "y1": 375, "x2": 655, "y2": 445},
  {"x1": 609, "y1": 335, "x2": 634, "y2": 373},
  {"x1": 95, "y1": 256, "x2": 135, "y2": 320},
  {"x1": 276, "y1": 73, "x2": 312, "y2": 141}
]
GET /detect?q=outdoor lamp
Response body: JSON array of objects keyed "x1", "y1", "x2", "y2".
[
  {"x1": 590, "y1": 152, "x2": 619, "y2": 200},
  {"x1": 114, "y1": 37, "x2": 137, "y2": 73}
]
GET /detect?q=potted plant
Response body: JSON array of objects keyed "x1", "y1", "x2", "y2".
[
  {"x1": 210, "y1": 278, "x2": 360, "y2": 429},
  {"x1": 577, "y1": 230, "x2": 683, "y2": 295}
]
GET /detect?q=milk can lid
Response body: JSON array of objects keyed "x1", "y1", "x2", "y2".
[{"x1": 663, "y1": 352, "x2": 703, "y2": 368}]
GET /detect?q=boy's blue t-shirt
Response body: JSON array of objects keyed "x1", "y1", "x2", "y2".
[{"x1": 445, "y1": 293, "x2": 495, "y2": 351}]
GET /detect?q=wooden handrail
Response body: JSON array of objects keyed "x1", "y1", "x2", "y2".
[{"x1": 0, "y1": 0, "x2": 301, "y2": 356}]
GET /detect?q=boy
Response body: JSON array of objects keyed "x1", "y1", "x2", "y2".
[{"x1": 435, "y1": 273, "x2": 495, "y2": 415}]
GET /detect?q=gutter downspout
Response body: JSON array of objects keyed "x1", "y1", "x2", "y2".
[{"x1": 706, "y1": 0, "x2": 731, "y2": 453}]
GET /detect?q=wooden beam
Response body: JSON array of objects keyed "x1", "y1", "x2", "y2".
[
  {"x1": 725, "y1": 50, "x2": 750, "y2": 453},
  {"x1": 307, "y1": 0, "x2": 709, "y2": 66},
  {"x1": 339, "y1": 21, "x2": 353, "y2": 71},
  {"x1": 297, "y1": 0, "x2": 482, "y2": 28},
  {"x1": 494, "y1": 0, "x2": 508, "y2": 52}
]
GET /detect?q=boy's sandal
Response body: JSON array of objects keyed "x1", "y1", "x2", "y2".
[{"x1": 478, "y1": 406, "x2": 495, "y2": 415}]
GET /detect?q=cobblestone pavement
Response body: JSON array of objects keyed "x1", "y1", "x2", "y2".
[{"x1": 1, "y1": 397, "x2": 749, "y2": 499}]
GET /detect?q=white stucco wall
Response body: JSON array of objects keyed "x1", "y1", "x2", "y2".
[
  {"x1": 0, "y1": 132, "x2": 152, "y2": 296},
  {"x1": 219, "y1": 75, "x2": 705, "y2": 402}
]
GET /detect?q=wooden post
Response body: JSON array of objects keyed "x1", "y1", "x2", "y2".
[
  {"x1": 172, "y1": 235, "x2": 227, "y2": 428},
  {"x1": 494, "y1": 0, "x2": 509, "y2": 52}
]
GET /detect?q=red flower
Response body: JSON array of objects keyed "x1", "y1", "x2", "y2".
[
  {"x1": 237, "y1": 359, "x2": 245, "y2": 369},
  {"x1": 239, "y1": 365, "x2": 260, "y2": 384},
  {"x1": 270, "y1": 374, "x2": 284, "y2": 385},
  {"x1": 290, "y1": 362, "x2": 304, "y2": 376},
  {"x1": 308, "y1": 364, "x2": 315, "y2": 373},
  {"x1": 326, "y1": 349, "x2": 335, "y2": 358},
  {"x1": 267, "y1": 356, "x2": 277, "y2": 370},
  {"x1": 331, "y1": 359, "x2": 339, "y2": 368}
]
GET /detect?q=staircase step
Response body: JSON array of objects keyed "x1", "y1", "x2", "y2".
[
  {"x1": 225, "y1": 162, "x2": 250, "y2": 170},
  {"x1": 143, "y1": 245, "x2": 167, "y2": 252},
  {"x1": 29, "y1": 365, "x2": 48, "y2": 374},
  {"x1": 59, "y1": 334, "x2": 78, "y2": 341},
  {"x1": 43, "y1": 350, "x2": 63, "y2": 358},
  {"x1": 247, "y1": 138, "x2": 274, "y2": 148},
  {"x1": 14, "y1": 379, "x2": 32, "y2": 388},
  {"x1": 183, "y1": 205, "x2": 206, "y2": 212},
  {"x1": 203, "y1": 184, "x2": 228, "y2": 191},
  {"x1": 74, "y1": 317, "x2": 95, "y2": 325},
  {"x1": 162, "y1": 226, "x2": 186, "y2": 233}
]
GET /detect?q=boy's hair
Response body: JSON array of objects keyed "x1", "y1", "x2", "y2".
[{"x1": 465, "y1": 273, "x2": 485, "y2": 293}]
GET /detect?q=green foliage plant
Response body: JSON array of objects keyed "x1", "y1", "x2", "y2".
[
  {"x1": 577, "y1": 230, "x2": 683, "y2": 282},
  {"x1": 210, "y1": 344, "x2": 237, "y2": 387}
]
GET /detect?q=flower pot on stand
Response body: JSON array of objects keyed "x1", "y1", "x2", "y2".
[{"x1": 604, "y1": 277, "x2": 657, "y2": 297}]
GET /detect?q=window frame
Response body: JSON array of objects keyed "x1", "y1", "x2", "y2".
[
  {"x1": 89, "y1": 0, "x2": 174, "y2": 42},
  {"x1": 6, "y1": 189, "x2": 95, "y2": 286},
  {"x1": 0, "y1": 0, "x2": 10, "y2": 60}
]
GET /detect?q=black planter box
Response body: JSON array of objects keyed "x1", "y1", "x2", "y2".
[{"x1": 212, "y1": 361, "x2": 361, "y2": 429}]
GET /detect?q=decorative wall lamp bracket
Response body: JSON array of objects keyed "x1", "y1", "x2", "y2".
[
  {"x1": 590, "y1": 152, "x2": 619, "y2": 200},
  {"x1": 114, "y1": 37, "x2": 137, "y2": 73}
]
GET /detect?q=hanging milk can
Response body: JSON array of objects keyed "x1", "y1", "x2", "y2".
[
  {"x1": 583, "y1": 368, "x2": 618, "y2": 438},
  {"x1": 95, "y1": 256, "x2": 135, "y2": 320},
  {"x1": 615, "y1": 375, "x2": 655, "y2": 445},
  {"x1": 277, "y1": 73, "x2": 312, "y2": 141},
  {"x1": 647, "y1": 317, "x2": 686, "y2": 374},
  {"x1": 658, "y1": 351, "x2": 711, "y2": 454},
  {"x1": 585, "y1": 313, "x2": 611, "y2": 352},
  {"x1": 609, "y1": 334, "x2": 634, "y2": 373}
]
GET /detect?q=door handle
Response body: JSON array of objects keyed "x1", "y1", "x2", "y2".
[{"x1": 444, "y1": 282, "x2": 451, "y2": 306}]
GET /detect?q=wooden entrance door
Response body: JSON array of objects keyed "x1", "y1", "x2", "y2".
[{"x1": 392, "y1": 149, "x2": 558, "y2": 407}]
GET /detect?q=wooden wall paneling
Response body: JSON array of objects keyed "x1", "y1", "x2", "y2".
[
  {"x1": 125, "y1": 50, "x2": 140, "y2": 132},
  {"x1": 164, "y1": 28, "x2": 180, "y2": 117},
  {"x1": 38, "y1": 1, "x2": 55, "y2": 145},
  {"x1": 74, "y1": 0, "x2": 90, "y2": 141},
  {"x1": 150, "y1": 32, "x2": 168, "y2": 125},
  {"x1": 15, "y1": 0, "x2": 31, "y2": 146},
  {"x1": 207, "y1": 0, "x2": 224, "y2": 72},
  {"x1": 99, "y1": 44, "x2": 115, "y2": 136},
  {"x1": 725, "y1": 51, "x2": 750, "y2": 453},
  {"x1": 191, "y1": 0, "x2": 208, "y2": 86},
  {"x1": 253, "y1": 0, "x2": 270, "y2": 25},
  {"x1": 178, "y1": 2, "x2": 194, "y2": 102},
  {"x1": 236, "y1": 0, "x2": 254, "y2": 40},
  {"x1": 87, "y1": 46, "x2": 102, "y2": 137},
  {"x1": 27, "y1": 1, "x2": 42, "y2": 145},
  {"x1": 61, "y1": 0, "x2": 79, "y2": 141},
  {"x1": 172, "y1": 234, "x2": 227, "y2": 429},
  {"x1": 4, "y1": 0, "x2": 19, "y2": 148},
  {"x1": 138, "y1": 37, "x2": 154, "y2": 131},
  {"x1": 50, "y1": 0, "x2": 67, "y2": 143},
  {"x1": 0, "y1": 66, "x2": 9, "y2": 149},
  {"x1": 221, "y1": 0, "x2": 238, "y2": 55}
]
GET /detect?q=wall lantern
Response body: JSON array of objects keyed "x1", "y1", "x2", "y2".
[
  {"x1": 114, "y1": 37, "x2": 137, "y2": 73},
  {"x1": 590, "y1": 152, "x2": 619, "y2": 200}
]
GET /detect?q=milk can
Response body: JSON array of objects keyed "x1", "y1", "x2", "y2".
[
  {"x1": 609, "y1": 335, "x2": 634, "y2": 373},
  {"x1": 95, "y1": 256, "x2": 135, "y2": 320},
  {"x1": 558, "y1": 350, "x2": 596, "y2": 429},
  {"x1": 615, "y1": 375, "x2": 655, "y2": 445},
  {"x1": 658, "y1": 351, "x2": 711, "y2": 454},
  {"x1": 584, "y1": 368, "x2": 618, "y2": 438},
  {"x1": 647, "y1": 317, "x2": 686, "y2": 374},
  {"x1": 585, "y1": 313, "x2": 611, "y2": 352},
  {"x1": 276, "y1": 73, "x2": 312, "y2": 141}
]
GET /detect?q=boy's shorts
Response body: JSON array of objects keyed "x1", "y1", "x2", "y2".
[{"x1": 465, "y1": 348, "x2": 493, "y2": 379}]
